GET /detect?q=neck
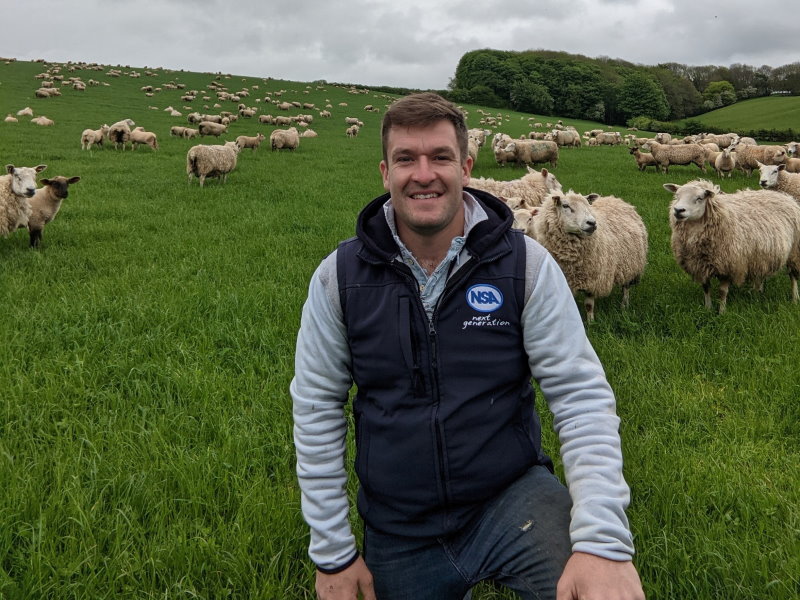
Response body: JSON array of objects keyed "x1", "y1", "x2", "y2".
[{"x1": 398, "y1": 216, "x2": 465, "y2": 275}]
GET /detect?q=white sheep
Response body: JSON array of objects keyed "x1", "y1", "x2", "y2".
[
  {"x1": 31, "y1": 116, "x2": 54, "y2": 126},
  {"x1": 757, "y1": 162, "x2": 800, "y2": 201},
  {"x1": 107, "y1": 119, "x2": 135, "y2": 150},
  {"x1": 198, "y1": 121, "x2": 228, "y2": 137},
  {"x1": 16, "y1": 107, "x2": 34, "y2": 117},
  {"x1": 0, "y1": 164, "x2": 47, "y2": 237},
  {"x1": 732, "y1": 143, "x2": 786, "y2": 176},
  {"x1": 186, "y1": 141, "x2": 240, "y2": 187},
  {"x1": 235, "y1": 133, "x2": 266, "y2": 152},
  {"x1": 345, "y1": 124, "x2": 360, "y2": 138},
  {"x1": 664, "y1": 179, "x2": 800, "y2": 312},
  {"x1": 629, "y1": 147, "x2": 658, "y2": 172},
  {"x1": 714, "y1": 148, "x2": 736, "y2": 178},
  {"x1": 300, "y1": 129, "x2": 318, "y2": 138},
  {"x1": 80, "y1": 124, "x2": 109, "y2": 150},
  {"x1": 271, "y1": 127, "x2": 300, "y2": 150},
  {"x1": 642, "y1": 141, "x2": 707, "y2": 174},
  {"x1": 129, "y1": 127, "x2": 159, "y2": 151},
  {"x1": 4, "y1": 114, "x2": 18, "y2": 123},
  {"x1": 26, "y1": 175, "x2": 81, "y2": 247},
  {"x1": 551, "y1": 129, "x2": 581, "y2": 147},
  {"x1": 528, "y1": 191, "x2": 647, "y2": 322},
  {"x1": 468, "y1": 167, "x2": 562, "y2": 209},
  {"x1": 504, "y1": 140, "x2": 558, "y2": 168}
]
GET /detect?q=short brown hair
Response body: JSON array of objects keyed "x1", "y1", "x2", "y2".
[{"x1": 381, "y1": 92, "x2": 469, "y2": 164}]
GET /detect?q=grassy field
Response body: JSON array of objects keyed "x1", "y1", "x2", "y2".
[
  {"x1": 1, "y1": 59, "x2": 799, "y2": 600},
  {"x1": 684, "y1": 95, "x2": 800, "y2": 133}
]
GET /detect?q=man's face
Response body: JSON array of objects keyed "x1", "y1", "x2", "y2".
[{"x1": 379, "y1": 120, "x2": 473, "y2": 238}]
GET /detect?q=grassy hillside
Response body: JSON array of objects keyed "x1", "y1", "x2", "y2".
[
  {"x1": 1, "y1": 59, "x2": 798, "y2": 600},
  {"x1": 685, "y1": 95, "x2": 800, "y2": 133}
]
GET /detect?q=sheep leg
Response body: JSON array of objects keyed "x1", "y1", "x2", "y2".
[
  {"x1": 790, "y1": 273, "x2": 799, "y2": 303},
  {"x1": 718, "y1": 279, "x2": 730, "y2": 314},
  {"x1": 621, "y1": 285, "x2": 630, "y2": 309},
  {"x1": 29, "y1": 228, "x2": 43, "y2": 248},
  {"x1": 584, "y1": 296, "x2": 595, "y2": 323},
  {"x1": 702, "y1": 282, "x2": 712, "y2": 310}
]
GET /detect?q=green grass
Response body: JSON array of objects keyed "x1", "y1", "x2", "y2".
[
  {"x1": 1, "y1": 59, "x2": 799, "y2": 600},
  {"x1": 682, "y1": 95, "x2": 800, "y2": 133}
]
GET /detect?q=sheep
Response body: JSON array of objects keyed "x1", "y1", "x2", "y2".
[
  {"x1": 528, "y1": 191, "x2": 648, "y2": 322},
  {"x1": 345, "y1": 117, "x2": 361, "y2": 126},
  {"x1": 300, "y1": 129, "x2": 318, "y2": 138},
  {"x1": 16, "y1": 107, "x2": 34, "y2": 117},
  {"x1": 270, "y1": 126, "x2": 300, "y2": 150},
  {"x1": 466, "y1": 138, "x2": 480, "y2": 163},
  {"x1": 784, "y1": 158, "x2": 800, "y2": 174},
  {"x1": 732, "y1": 143, "x2": 787, "y2": 176},
  {"x1": 80, "y1": 124, "x2": 109, "y2": 150},
  {"x1": 170, "y1": 125, "x2": 188, "y2": 137},
  {"x1": 183, "y1": 127, "x2": 200, "y2": 139},
  {"x1": 4, "y1": 114, "x2": 18, "y2": 123},
  {"x1": 345, "y1": 124, "x2": 360, "y2": 138},
  {"x1": 186, "y1": 141, "x2": 240, "y2": 187},
  {"x1": 107, "y1": 119, "x2": 135, "y2": 150},
  {"x1": 642, "y1": 141, "x2": 707, "y2": 174},
  {"x1": 757, "y1": 162, "x2": 800, "y2": 202},
  {"x1": 235, "y1": 133, "x2": 265, "y2": 152},
  {"x1": 629, "y1": 147, "x2": 658, "y2": 172},
  {"x1": 129, "y1": 127, "x2": 159, "y2": 151},
  {"x1": 505, "y1": 140, "x2": 559, "y2": 168},
  {"x1": 31, "y1": 116, "x2": 54, "y2": 126},
  {"x1": 595, "y1": 132, "x2": 622, "y2": 146},
  {"x1": 468, "y1": 167, "x2": 562, "y2": 209},
  {"x1": 714, "y1": 148, "x2": 736, "y2": 178},
  {"x1": 655, "y1": 132, "x2": 672, "y2": 144},
  {"x1": 551, "y1": 129, "x2": 581, "y2": 148},
  {"x1": 0, "y1": 164, "x2": 47, "y2": 237},
  {"x1": 664, "y1": 179, "x2": 800, "y2": 313},
  {"x1": 493, "y1": 143, "x2": 515, "y2": 166},
  {"x1": 198, "y1": 121, "x2": 228, "y2": 137},
  {"x1": 25, "y1": 175, "x2": 80, "y2": 247}
]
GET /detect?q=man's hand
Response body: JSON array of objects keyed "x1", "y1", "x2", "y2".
[
  {"x1": 316, "y1": 556, "x2": 376, "y2": 600},
  {"x1": 557, "y1": 551, "x2": 644, "y2": 600}
]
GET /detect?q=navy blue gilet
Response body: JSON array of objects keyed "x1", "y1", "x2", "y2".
[{"x1": 337, "y1": 188, "x2": 551, "y2": 538}]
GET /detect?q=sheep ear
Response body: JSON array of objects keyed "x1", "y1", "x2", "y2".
[
  {"x1": 703, "y1": 189, "x2": 715, "y2": 199},
  {"x1": 551, "y1": 193, "x2": 563, "y2": 206},
  {"x1": 35, "y1": 164, "x2": 47, "y2": 173},
  {"x1": 663, "y1": 183, "x2": 679, "y2": 193},
  {"x1": 68, "y1": 176, "x2": 81, "y2": 184},
  {"x1": 5, "y1": 164, "x2": 14, "y2": 174},
  {"x1": 540, "y1": 168, "x2": 549, "y2": 177},
  {"x1": 778, "y1": 164, "x2": 786, "y2": 172},
  {"x1": 526, "y1": 166, "x2": 534, "y2": 174},
  {"x1": 40, "y1": 178, "x2": 51, "y2": 186},
  {"x1": 756, "y1": 161, "x2": 764, "y2": 168},
  {"x1": 586, "y1": 193, "x2": 599, "y2": 204},
  {"x1": 531, "y1": 207, "x2": 540, "y2": 216}
]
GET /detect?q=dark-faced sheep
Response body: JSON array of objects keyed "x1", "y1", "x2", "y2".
[{"x1": 26, "y1": 176, "x2": 81, "y2": 247}]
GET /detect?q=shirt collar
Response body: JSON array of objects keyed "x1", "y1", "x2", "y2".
[{"x1": 382, "y1": 191, "x2": 489, "y2": 243}]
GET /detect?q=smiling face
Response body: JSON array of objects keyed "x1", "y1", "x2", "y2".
[{"x1": 379, "y1": 120, "x2": 473, "y2": 241}]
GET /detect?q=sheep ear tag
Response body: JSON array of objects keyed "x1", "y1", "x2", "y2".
[{"x1": 466, "y1": 284, "x2": 503, "y2": 313}]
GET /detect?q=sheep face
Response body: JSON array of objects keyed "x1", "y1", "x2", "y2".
[
  {"x1": 664, "y1": 182, "x2": 717, "y2": 222},
  {"x1": 549, "y1": 191, "x2": 597, "y2": 236},
  {"x1": 6, "y1": 164, "x2": 47, "y2": 197},
  {"x1": 41, "y1": 176, "x2": 81, "y2": 199},
  {"x1": 758, "y1": 162, "x2": 785, "y2": 189}
]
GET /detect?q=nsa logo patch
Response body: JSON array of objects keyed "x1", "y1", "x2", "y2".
[{"x1": 466, "y1": 284, "x2": 503, "y2": 313}]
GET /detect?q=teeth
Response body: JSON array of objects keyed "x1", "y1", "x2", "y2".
[{"x1": 411, "y1": 193, "x2": 439, "y2": 199}]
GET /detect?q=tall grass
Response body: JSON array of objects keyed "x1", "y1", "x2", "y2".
[{"x1": 1, "y1": 60, "x2": 798, "y2": 600}]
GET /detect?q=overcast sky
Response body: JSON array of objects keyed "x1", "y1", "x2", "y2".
[{"x1": 2, "y1": 0, "x2": 796, "y2": 90}]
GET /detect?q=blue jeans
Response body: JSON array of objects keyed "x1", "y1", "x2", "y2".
[{"x1": 363, "y1": 465, "x2": 572, "y2": 600}]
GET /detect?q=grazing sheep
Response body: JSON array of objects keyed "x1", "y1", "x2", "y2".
[
  {"x1": 714, "y1": 148, "x2": 737, "y2": 178},
  {"x1": 0, "y1": 164, "x2": 47, "y2": 237},
  {"x1": 170, "y1": 125, "x2": 188, "y2": 137},
  {"x1": 468, "y1": 167, "x2": 562, "y2": 209},
  {"x1": 31, "y1": 116, "x2": 54, "y2": 126},
  {"x1": 16, "y1": 107, "x2": 34, "y2": 117},
  {"x1": 467, "y1": 138, "x2": 480, "y2": 163},
  {"x1": 528, "y1": 191, "x2": 648, "y2": 322},
  {"x1": 492, "y1": 142, "x2": 515, "y2": 166},
  {"x1": 130, "y1": 127, "x2": 159, "y2": 151},
  {"x1": 654, "y1": 132, "x2": 672, "y2": 144},
  {"x1": 757, "y1": 162, "x2": 800, "y2": 202},
  {"x1": 186, "y1": 142, "x2": 240, "y2": 187},
  {"x1": 629, "y1": 147, "x2": 658, "y2": 172},
  {"x1": 198, "y1": 121, "x2": 228, "y2": 137},
  {"x1": 80, "y1": 124, "x2": 109, "y2": 150},
  {"x1": 642, "y1": 141, "x2": 706, "y2": 174},
  {"x1": 183, "y1": 127, "x2": 199, "y2": 139},
  {"x1": 4, "y1": 114, "x2": 18, "y2": 123},
  {"x1": 664, "y1": 179, "x2": 800, "y2": 312},
  {"x1": 733, "y1": 143, "x2": 787, "y2": 176},
  {"x1": 235, "y1": 133, "x2": 265, "y2": 152},
  {"x1": 551, "y1": 129, "x2": 581, "y2": 148},
  {"x1": 300, "y1": 129, "x2": 318, "y2": 138},
  {"x1": 107, "y1": 119, "x2": 135, "y2": 150},
  {"x1": 595, "y1": 132, "x2": 622, "y2": 146},
  {"x1": 505, "y1": 140, "x2": 559, "y2": 168},
  {"x1": 345, "y1": 124, "x2": 360, "y2": 138},
  {"x1": 26, "y1": 175, "x2": 80, "y2": 247},
  {"x1": 344, "y1": 117, "x2": 361, "y2": 126},
  {"x1": 270, "y1": 126, "x2": 300, "y2": 150}
]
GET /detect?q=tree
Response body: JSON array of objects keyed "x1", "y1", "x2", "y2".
[
  {"x1": 509, "y1": 78, "x2": 553, "y2": 114},
  {"x1": 616, "y1": 71, "x2": 670, "y2": 121},
  {"x1": 703, "y1": 80, "x2": 737, "y2": 106}
]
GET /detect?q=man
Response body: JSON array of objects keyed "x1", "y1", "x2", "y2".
[{"x1": 291, "y1": 92, "x2": 644, "y2": 600}]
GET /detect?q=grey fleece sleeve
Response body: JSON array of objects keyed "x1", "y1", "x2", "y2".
[
  {"x1": 522, "y1": 238, "x2": 635, "y2": 560},
  {"x1": 290, "y1": 250, "x2": 360, "y2": 570}
]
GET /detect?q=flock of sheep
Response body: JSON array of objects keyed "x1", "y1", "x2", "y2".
[
  {"x1": 464, "y1": 121, "x2": 800, "y2": 319},
  {"x1": 4, "y1": 58, "x2": 800, "y2": 321}
]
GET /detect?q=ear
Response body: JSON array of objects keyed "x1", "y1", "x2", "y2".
[
  {"x1": 68, "y1": 176, "x2": 81, "y2": 184},
  {"x1": 40, "y1": 178, "x2": 52, "y2": 186},
  {"x1": 35, "y1": 164, "x2": 47, "y2": 173},
  {"x1": 756, "y1": 161, "x2": 764, "y2": 168},
  {"x1": 663, "y1": 183, "x2": 679, "y2": 193},
  {"x1": 703, "y1": 189, "x2": 715, "y2": 199},
  {"x1": 778, "y1": 164, "x2": 786, "y2": 172},
  {"x1": 540, "y1": 168, "x2": 549, "y2": 177},
  {"x1": 5, "y1": 164, "x2": 14, "y2": 174},
  {"x1": 526, "y1": 166, "x2": 534, "y2": 174},
  {"x1": 550, "y1": 193, "x2": 563, "y2": 206},
  {"x1": 379, "y1": 160, "x2": 390, "y2": 191},
  {"x1": 586, "y1": 193, "x2": 599, "y2": 204},
  {"x1": 531, "y1": 207, "x2": 540, "y2": 216}
]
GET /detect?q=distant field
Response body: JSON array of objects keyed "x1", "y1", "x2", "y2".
[
  {"x1": 685, "y1": 95, "x2": 800, "y2": 134},
  {"x1": 1, "y1": 59, "x2": 798, "y2": 600}
]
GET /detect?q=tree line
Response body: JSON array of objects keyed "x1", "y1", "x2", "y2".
[{"x1": 443, "y1": 49, "x2": 800, "y2": 126}]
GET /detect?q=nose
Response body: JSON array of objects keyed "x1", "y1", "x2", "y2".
[
  {"x1": 25, "y1": 187, "x2": 35, "y2": 197},
  {"x1": 412, "y1": 156, "x2": 436, "y2": 185},
  {"x1": 674, "y1": 207, "x2": 685, "y2": 218},
  {"x1": 584, "y1": 220, "x2": 597, "y2": 233}
]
